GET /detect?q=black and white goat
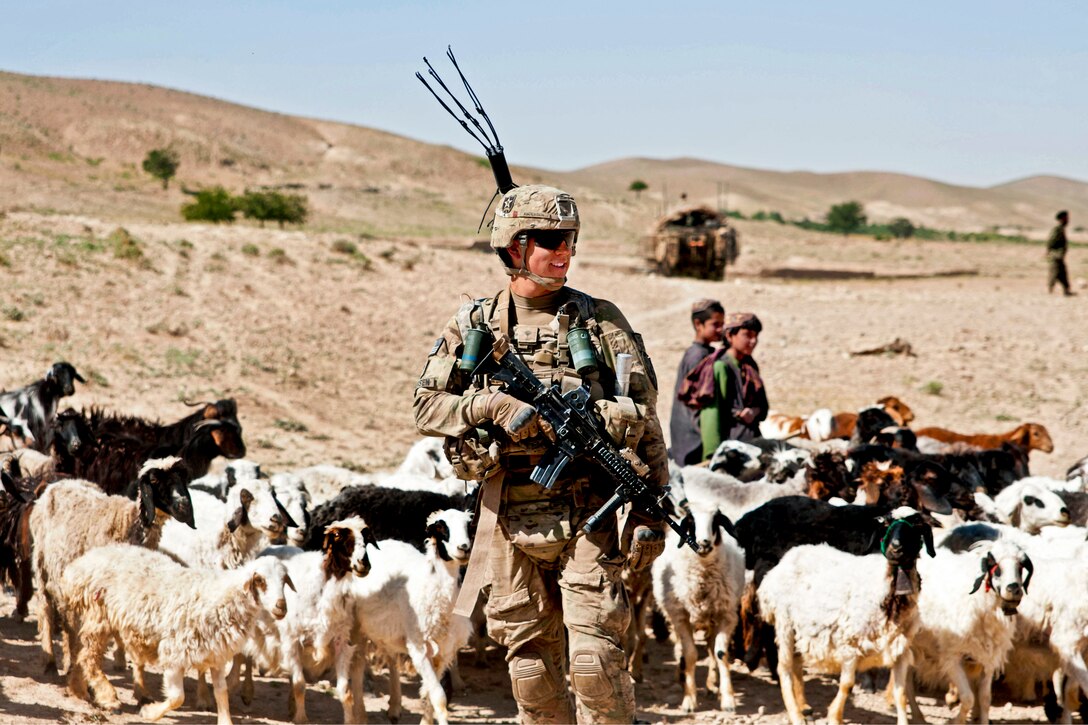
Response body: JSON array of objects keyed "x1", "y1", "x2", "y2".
[{"x1": 0, "y1": 362, "x2": 84, "y2": 452}]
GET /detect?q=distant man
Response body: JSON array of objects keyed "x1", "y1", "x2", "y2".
[
  {"x1": 1048, "y1": 210, "x2": 1075, "y2": 296},
  {"x1": 669, "y1": 299, "x2": 724, "y2": 465}
]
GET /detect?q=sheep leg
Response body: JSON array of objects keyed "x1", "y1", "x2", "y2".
[
  {"x1": 905, "y1": 671, "x2": 928, "y2": 724},
  {"x1": 37, "y1": 593, "x2": 58, "y2": 674},
  {"x1": 350, "y1": 646, "x2": 369, "y2": 724},
  {"x1": 196, "y1": 668, "x2": 214, "y2": 710},
  {"x1": 826, "y1": 657, "x2": 857, "y2": 725},
  {"x1": 112, "y1": 636, "x2": 127, "y2": 672},
  {"x1": 334, "y1": 640, "x2": 360, "y2": 724},
  {"x1": 712, "y1": 628, "x2": 736, "y2": 712},
  {"x1": 211, "y1": 666, "x2": 234, "y2": 725},
  {"x1": 288, "y1": 654, "x2": 308, "y2": 724},
  {"x1": 76, "y1": 614, "x2": 121, "y2": 711},
  {"x1": 675, "y1": 622, "x2": 699, "y2": 713},
  {"x1": 132, "y1": 661, "x2": 153, "y2": 705},
  {"x1": 774, "y1": 634, "x2": 806, "y2": 725},
  {"x1": 386, "y1": 653, "x2": 403, "y2": 724},
  {"x1": 406, "y1": 643, "x2": 448, "y2": 725},
  {"x1": 141, "y1": 667, "x2": 185, "y2": 722},
  {"x1": 889, "y1": 655, "x2": 911, "y2": 725},
  {"x1": 976, "y1": 665, "x2": 994, "y2": 725},
  {"x1": 947, "y1": 663, "x2": 975, "y2": 725},
  {"x1": 241, "y1": 655, "x2": 254, "y2": 705}
]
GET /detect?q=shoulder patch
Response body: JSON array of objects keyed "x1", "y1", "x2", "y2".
[{"x1": 429, "y1": 337, "x2": 444, "y2": 356}]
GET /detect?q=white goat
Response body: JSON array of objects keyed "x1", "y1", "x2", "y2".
[
  {"x1": 395, "y1": 437, "x2": 454, "y2": 479},
  {"x1": 679, "y1": 464, "x2": 807, "y2": 523},
  {"x1": 60, "y1": 544, "x2": 292, "y2": 725},
  {"x1": 248, "y1": 516, "x2": 376, "y2": 723},
  {"x1": 351, "y1": 509, "x2": 472, "y2": 725},
  {"x1": 651, "y1": 498, "x2": 744, "y2": 713},
  {"x1": 907, "y1": 539, "x2": 1033, "y2": 724},
  {"x1": 29, "y1": 458, "x2": 194, "y2": 672},
  {"x1": 989, "y1": 479, "x2": 1070, "y2": 534},
  {"x1": 757, "y1": 508, "x2": 932, "y2": 725}
]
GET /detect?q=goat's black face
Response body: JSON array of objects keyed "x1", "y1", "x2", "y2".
[
  {"x1": 53, "y1": 408, "x2": 93, "y2": 456},
  {"x1": 47, "y1": 362, "x2": 84, "y2": 397},
  {"x1": 880, "y1": 513, "x2": 933, "y2": 566},
  {"x1": 908, "y1": 461, "x2": 953, "y2": 515},
  {"x1": 144, "y1": 465, "x2": 195, "y2": 528}
]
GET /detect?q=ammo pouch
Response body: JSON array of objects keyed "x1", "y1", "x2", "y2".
[
  {"x1": 505, "y1": 499, "x2": 572, "y2": 563},
  {"x1": 444, "y1": 429, "x2": 500, "y2": 481},
  {"x1": 594, "y1": 396, "x2": 646, "y2": 450}
]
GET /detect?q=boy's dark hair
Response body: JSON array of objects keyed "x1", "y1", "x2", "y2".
[
  {"x1": 1057, "y1": 210, "x2": 1069, "y2": 222},
  {"x1": 691, "y1": 299, "x2": 724, "y2": 325}
]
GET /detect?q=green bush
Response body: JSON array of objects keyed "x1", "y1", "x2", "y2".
[
  {"x1": 241, "y1": 244, "x2": 260, "y2": 257},
  {"x1": 236, "y1": 190, "x2": 308, "y2": 228},
  {"x1": 826, "y1": 201, "x2": 867, "y2": 235},
  {"x1": 889, "y1": 217, "x2": 915, "y2": 239},
  {"x1": 181, "y1": 187, "x2": 236, "y2": 224},
  {"x1": 922, "y1": 380, "x2": 944, "y2": 396},
  {"x1": 108, "y1": 227, "x2": 145, "y2": 261}
]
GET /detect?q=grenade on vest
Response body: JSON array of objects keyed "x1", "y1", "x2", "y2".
[
  {"x1": 566, "y1": 326, "x2": 598, "y2": 376},
  {"x1": 459, "y1": 326, "x2": 489, "y2": 373}
]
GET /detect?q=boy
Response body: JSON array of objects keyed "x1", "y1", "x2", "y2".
[
  {"x1": 670, "y1": 299, "x2": 724, "y2": 465},
  {"x1": 701, "y1": 312, "x2": 768, "y2": 454}
]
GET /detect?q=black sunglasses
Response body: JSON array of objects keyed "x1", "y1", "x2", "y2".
[{"x1": 524, "y1": 230, "x2": 576, "y2": 251}]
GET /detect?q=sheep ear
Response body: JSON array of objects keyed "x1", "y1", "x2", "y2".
[
  {"x1": 1021, "y1": 555, "x2": 1034, "y2": 593},
  {"x1": 427, "y1": 520, "x2": 450, "y2": 543},
  {"x1": 227, "y1": 504, "x2": 249, "y2": 533},
  {"x1": 922, "y1": 521, "x2": 936, "y2": 558},
  {"x1": 284, "y1": 573, "x2": 296, "y2": 593},
  {"x1": 676, "y1": 516, "x2": 694, "y2": 549},
  {"x1": 713, "y1": 511, "x2": 736, "y2": 538},
  {"x1": 969, "y1": 573, "x2": 986, "y2": 594},
  {"x1": 270, "y1": 488, "x2": 298, "y2": 528},
  {"x1": 247, "y1": 573, "x2": 267, "y2": 603},
  {"x1": 139, "y1": 475, "x2": 157, "y2": 527},
  {"x1": 363, "y1": 527, "x2": 380, "y2": 550}
]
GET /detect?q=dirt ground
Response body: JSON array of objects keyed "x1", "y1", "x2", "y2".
[{"x1": 1, "y1": 210, "x2": 1084, "y2": 723}]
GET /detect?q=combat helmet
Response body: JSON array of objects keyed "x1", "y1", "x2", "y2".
[{"x1": 491, "y1": 185, "x2": 580, "y2": 289}]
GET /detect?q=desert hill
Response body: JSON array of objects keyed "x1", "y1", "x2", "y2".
[{"x1": 2, "y1": 70, "x2": 1087, "y2": 244}]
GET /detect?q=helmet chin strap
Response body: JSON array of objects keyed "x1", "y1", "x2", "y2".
[
  {"x1": 504, "y1": 266, "x2": 566, "y2": 291},
  {"x1": 505, "y1": 238, "x2": 566, "y2": 291}
]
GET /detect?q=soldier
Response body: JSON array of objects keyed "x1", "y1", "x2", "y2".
[
  {"x1": 414, "y1": 185, "x2": 668, "y2": 724},
  {"x1": 1048, "y1": 210, "x2": 1075, "y2": 296}
]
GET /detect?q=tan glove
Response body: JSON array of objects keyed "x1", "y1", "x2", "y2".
[
  {"x1": 626, "y1": 524, "x2": 666, "y2": 572},
  {"x1": 467, "y1": 392, "x2": 545, "y2": 442}
]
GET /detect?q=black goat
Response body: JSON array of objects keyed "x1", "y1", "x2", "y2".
[
  {"x1": 0, "y1": 464, "x2": 42, "y2": 619},
  {"x1": 301, "y1": 485, "x2": 466, "y2": 552},
  {"x1": 0, "y1": 362, "x2": 85, "y2": 452},
  {"x1": 850, "y1": 406, "x2": 899, "y2": 446},
  {"x1": 61, "y1": 400, "x2": 245, "y2": 495},
  {"x1": 734, "y1": 496, "x2": 936, "y2": 674}
]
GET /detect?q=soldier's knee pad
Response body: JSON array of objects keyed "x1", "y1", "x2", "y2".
[
  {"x1": 510, "y1": 652, "x2": 564, "y2": 706},
  {"x1": 569, "y1": 650, "x2": 614, "y2": 701}
]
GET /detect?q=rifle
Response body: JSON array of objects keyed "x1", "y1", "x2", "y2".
[{"x1": 475, "y1": 334, "x2": 698, "y2": 552}]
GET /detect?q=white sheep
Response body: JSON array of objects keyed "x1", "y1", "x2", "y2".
[
  {"x1": 757, "y1": 507, "x2": 933, "y2": 725},
  {"x1": 270, "y1": 464, "x2": 365, "y2": 509},
  {"x1": 989, "y1": 478, "x2": 1070, "y2": 534},
  {"x1": 351, "y1": 509, "x2": 472, "y2": 725},
  {"x1": 395, "y1": 437, "x2": 455, "y2": 479},
  {"x1": 651, "y1": 498, "x2": 745, "y2": 713},
  {"x1": 248, "y1": 516, "x2": 376, "y2": 723},
  {"x1": 159, "y1": 486, "x2": 285, "y2": 570},
  {"x1": 907, "y1": 539, "x2": 1033, "y2": 724},
  {"x1": 679, "y1": 464, "x2": 807, "y2": 523},
  {"x1": 29, "y1": 457, "x2": 195, "y2": 673},
  {"x1": 60, "y1": 544, "x2": 292, "y2": 725}
]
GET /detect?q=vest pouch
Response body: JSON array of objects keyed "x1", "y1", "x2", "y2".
[
  {"x1": 444, "y1": 430, "x2": 500, "y2": 481},
  {"x1": 593, "y1": 396, "x2": 646, "y2": 450},
  {"x1": 505, "y1": 499, "x2": 572, "y2": 564}
]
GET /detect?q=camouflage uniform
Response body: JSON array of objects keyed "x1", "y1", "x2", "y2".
[
  {"x1": 414, "y1": 282, "x2": 668, "y2": 724},
  {"x1": 1047, "y1": 220, "x2": 1071, "y2": 294}
]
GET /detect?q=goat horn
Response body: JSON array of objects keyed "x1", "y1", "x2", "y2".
[{"x1": 194, "y1": 419, "x2": 225, "y2": 431}]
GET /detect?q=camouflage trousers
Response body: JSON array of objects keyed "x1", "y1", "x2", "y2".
[
  {"x1": 1049, "y1": 256, "x2": 1070, "y2": 293},
  {"x1": 483, "y1": 478, "x2": 634, "y2": 724}
]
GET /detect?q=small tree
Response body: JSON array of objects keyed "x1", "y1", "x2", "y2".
[
  {"x1": 889, "y1": 217, "x2": 915, "y2": 239},
  {"x1": 142, "y1": 148, "x2": 180, "y2": 190},
  {"x1": 181, "y1": 186, "x2": 236, "y2": 223},
  {"x1": 236, "y1": 190, "x2": 309, "y2": 229},
  {"x1": 826, "y1": 201, "x2": 866, "y2": 235},
  {"x1": 628, "y1": 179, "x2": 649, "y2": 199}
]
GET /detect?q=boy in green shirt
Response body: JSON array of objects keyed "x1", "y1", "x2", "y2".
[{"x1": 701, "y1": 312, "x2": 769, "y2": 457}]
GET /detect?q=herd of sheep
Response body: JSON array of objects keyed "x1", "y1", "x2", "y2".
[{"x1": 2, "y1": 362, "x2": 1088, "y2": 725}]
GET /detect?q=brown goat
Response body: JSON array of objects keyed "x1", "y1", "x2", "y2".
[{"x1": 914, "y1": 422, "x2": 1054, "y2": 454}]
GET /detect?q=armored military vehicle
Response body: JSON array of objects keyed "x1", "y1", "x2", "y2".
[{"x1": 642, "y1": 206, "x2": 739, "y2": 279}]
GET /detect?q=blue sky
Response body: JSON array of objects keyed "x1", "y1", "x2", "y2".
[{"x1": 4, "y1": 1, "x2": 1086, "y2": 187}]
